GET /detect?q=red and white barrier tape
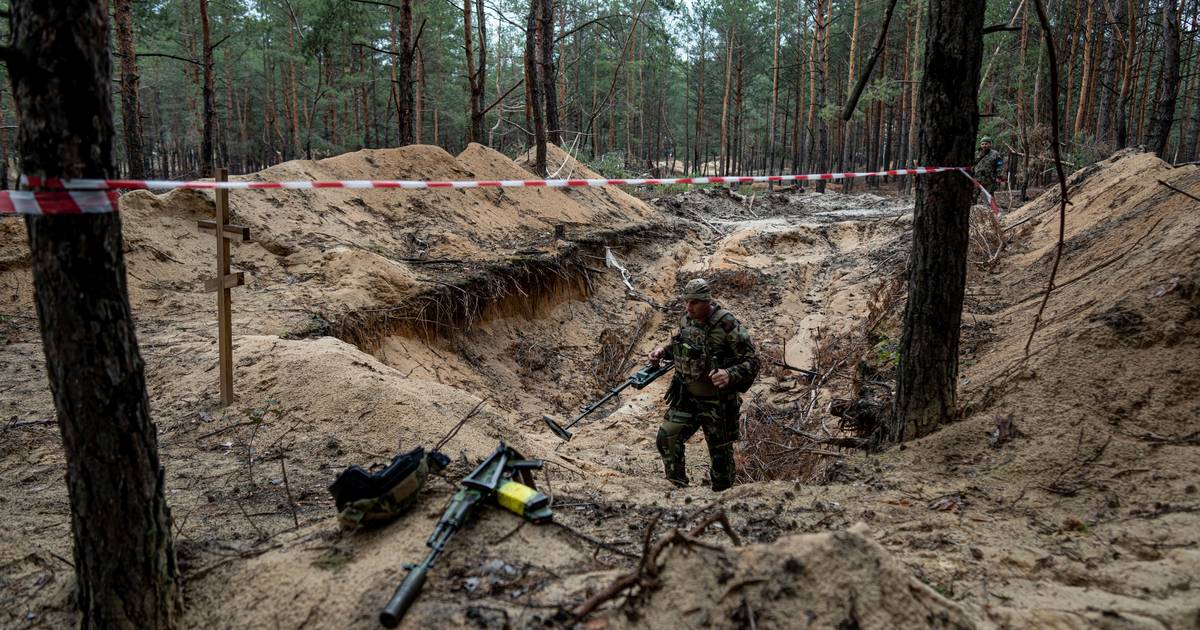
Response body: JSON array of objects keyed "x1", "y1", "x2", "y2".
[
  {"x1": 0, "y1": 167, "x2": 998, "y2": 215},
  {"x1": 0, "y1": 190, "x2": 120, "y2": 215}
]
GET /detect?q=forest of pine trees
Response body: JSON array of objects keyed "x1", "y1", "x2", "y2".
[{"x1": 1, "y1": 0, "x2": 1197, "y2": 188}]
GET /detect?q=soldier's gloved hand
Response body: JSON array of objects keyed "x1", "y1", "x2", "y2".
[
  {"x1": 649, "y1": 346, "x2": 666, "y2": 368},
  {"x1": 709, "y1": 368, "x2": 731, "y2": 389}
]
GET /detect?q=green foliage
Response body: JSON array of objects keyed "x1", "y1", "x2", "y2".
[
  {"x1": 68, "y1": 0, "x2": 1195, "y2": 181},
  {"x1": 652, "y1": 183, "x2": 692, "y2": 195},
  {"x1": 872, "y1": 337, "x2": 900, "y2": 369},
  {"x1": 589, "y1": 151, "x2": 630, "y2": 179}
]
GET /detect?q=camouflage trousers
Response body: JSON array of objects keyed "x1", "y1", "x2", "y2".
[
  {"x1": 656, "y1": 395, "x2": 740, "y2": 491},
  {"x1": 974, "y1": 175, "x2": 998, "y2": 203}
]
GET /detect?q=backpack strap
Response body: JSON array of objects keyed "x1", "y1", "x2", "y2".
[{"x1": 706, "y1": 307, "x2": 736, "y2": 333}]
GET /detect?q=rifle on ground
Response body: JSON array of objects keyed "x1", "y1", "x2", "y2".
[
  {"x1": 379, "y1": 441, "x2": 551, "y2": 628},
  {"x1": 542, "y1": 361, "x2": 674, "y2": 441}
]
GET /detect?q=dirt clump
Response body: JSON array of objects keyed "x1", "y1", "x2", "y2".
[{"x1": 623, "y1": 525, "x2": 974, "y2": 629}]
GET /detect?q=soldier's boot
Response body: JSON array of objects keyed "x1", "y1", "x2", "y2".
[
  {"x1": 656, "y1": 426, "x2": 689, "y2": 486},
  {"x1": 707, "y1": 442, "x2": 736, "y2": 491}
]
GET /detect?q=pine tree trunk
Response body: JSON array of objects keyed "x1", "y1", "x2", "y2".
[
  {"x1": 1062, "y1": 0, "x2": 1084, "y2": 139},
  {"x1": 1116, "y1": 0, "x2": 1137, "y2": 147},
  {"x1": 539, "y1": 0, "x2": 561, "y2": 146},
  {"x1": 695, "y1": 30, "x2": 706, "y2": 174},
  {"x1": 525, "y1": 0, "x2": 547, "y2": 175},
  {"x1": 1183, "y1": 3, "x2": 1200, "y2": 162},
  {"x1": 1096, "y1": 0, "x2": 1121, "y2": 145},
  {"x1": 1073, "y1": 1, "x2": 1095, "y2": 137},
  {"x1": 1136, "y1": 16, "x2": 1160, "y2": 141},
  {"x1": 768, "y1": 0, "x2": 782, "y2": 180},
  {"x1": 1017, "y1": 2, "x2": 1031, "y2": 197},
  {"x1": 815, "y1": 0, "x2": 830, "y2": 192},
  {"x1": 113, "y1": 0, "x2": 145, "y2": 178},
  {"x1": 842, "y1": 0, "x2": 862, "y2": 190},
  {"x1": 1147, "y1": 0, "x2": 1181, "y2": 157},
  {"x1": 805, "y1": 6, "x2": 819, "y2": 173},
  {"x1": 792, "y1": 5, "x2": 807, "y2": 173},
  {"x1": 199, "y1": 0, "x2": 215, "y2": 175},
  {"x1": 719, "y1": 26, "x2": 734, "y2": 176},
  {"x1": 892, "y1": 0, "x2": 984, "y2": 441},
  {"x1": 6, "y1": 1, "x2": 181, "y2": 626},
  {"x1": 287, "y1": 25, "x2": 300, "y2": 157},
  {"x1": 463, "y1": 0, "x2": 483, "y2": 144},
  {"x1": 398, "y1": 0, "x2": 415, "y2": 145},
  {"x1": 415, "y1": 44, "x2": 424, "y2": 144}
]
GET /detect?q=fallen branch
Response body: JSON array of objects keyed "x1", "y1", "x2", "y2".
[
  {"x1": 571, "y1": 510, "x2": 740, "y2": 619},
  {"x1": 2, "y1": 418, "x2": 56, "y2": 430},
  {"x1": 1158, "y1": 179, "x2": 1200, "y2": 204},
  {"x1": 1024, "y1": 0, "x2": 1069, "y2": 356},
  {"x1": 550, "y1": 521, "x2": 638, "y2": 559},
  {"x1": 1123, "y1": 429, "x2": 1200, "y2": 445},
  {"x1": 277, "y1": 454, "x2": 299, "y2": 530},
  {"x1": 433, "y1": 396, "x2": 488, "y2": 452}
]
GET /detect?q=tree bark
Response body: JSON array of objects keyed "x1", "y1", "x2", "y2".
[
  {"x1": 892, "y1": 0, "x2": 984, "y2": 441},
  {"x1": 1147, "y1": 0, "x2": 1181, "y2": 157},
  {"x1": 768, "y1": 0, "x2": 782, "y2": 179},
  {"x1": 397, "y1": 0, "x2": 415, "y2": 145},
  {"x1": 6, "y1": 0, "x2": 181, "y2": 626},
  {"x1": 539, "y1": 0, "x2": 561, "y2": 146},
  {"x1": 815, "y1": 0, "x2": 830, "y2": 192},
  {"x1": 199, "y1": 0, "x2": 215, "y2": 175},
  {"x1": 907, "y1": 4, "x2": 921, "y2": 168},
  {"x1": 525, "y1": 0, "x2": 547, "y2": 175},
  {"x1": 113, "y1": 0, "x2": 146, "y2": 178},
  {"x1": 695, "y1": 25, "x2": 706, "y2": 174},
  {"x1": 1182, "y1": 2, "x2": 1200, "y2": 162},
  {"x1": 1116, "y1": 0, "x2": 1137, "y2": 147},
  {"x1": 287, "y1": 21, "x2": 300, "y2": 157},
  {"x1": 1072, "y1": 1, "x2": 1096, "y2": 137},
  {"x1": 463, "y1": 0, "x2": 484, "y2": 144},
  {"x1": 1096, "y1": 0, "x2": 1121, "y2": 145},
  {"x1": 719, "y1": 26, "x2": 734, "y2": 176}
]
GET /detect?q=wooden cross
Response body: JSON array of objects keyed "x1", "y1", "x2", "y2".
[{"x1": 198, "y1": 167, "x2": 250, "y2": 406}]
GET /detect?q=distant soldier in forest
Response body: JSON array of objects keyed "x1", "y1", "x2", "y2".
[
  {"x1": 974, "y1": 136, "x2": 1005, "y2": 201},
  {"x1": 648, "y1": 278, "x2": 759, "y2": 491}
]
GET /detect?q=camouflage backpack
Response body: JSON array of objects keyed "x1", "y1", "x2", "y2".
[{"x1": 329, "y1": 446, "x2": 450, "y2": 530}]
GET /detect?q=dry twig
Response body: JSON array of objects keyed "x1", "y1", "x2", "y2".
[
  {"x1": 1024, "y1": 0, "x2": 1070, "y2": 355},
  {"x1": 571, "y1": 510, "x2": 741, "y2": 620}
]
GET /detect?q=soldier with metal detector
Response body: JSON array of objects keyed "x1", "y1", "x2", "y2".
[{"x1": 648, "y1": 278, "x2": 759, "y2": 491}]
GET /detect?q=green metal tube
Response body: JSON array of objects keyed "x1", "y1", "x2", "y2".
[{"x1": 379, "y1": 564, "x2": 427, "y2": 628}]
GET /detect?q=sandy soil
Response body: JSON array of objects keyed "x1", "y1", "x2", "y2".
[{"x1": 1, "y1": 147, "x2": 1197, "y2": 629}]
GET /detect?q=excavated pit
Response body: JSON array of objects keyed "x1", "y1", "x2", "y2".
[{"x1": 4, "y1": 148, "x2": 1197, "y2": 629}]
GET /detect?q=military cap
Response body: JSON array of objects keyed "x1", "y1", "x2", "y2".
[
  {"x1": 682, "y1": 278, "x2": 712, "y2": 301},
  {"x1": 980, "y1": 136, "x2": 993, "y2": 144}
]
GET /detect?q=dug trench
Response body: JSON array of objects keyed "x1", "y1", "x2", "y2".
[{"x1": 1, "y1": 146, "x2": 1198, "y2": 628}]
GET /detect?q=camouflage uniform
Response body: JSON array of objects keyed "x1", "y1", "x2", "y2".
[
  {"x1": 974, "y1": 139, "x2": 1004, "y2": 200},
  {"x1": 656, "y1": 289, "x2": 759, "y2": 491}
]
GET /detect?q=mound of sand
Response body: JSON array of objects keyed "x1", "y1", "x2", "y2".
[
  {"x1": 630, "y1": 525, "x2": 974, "y2": 629},
  {"x1": 0, "y1": 143, "x2": 662, "y2": 342}
]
